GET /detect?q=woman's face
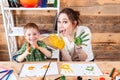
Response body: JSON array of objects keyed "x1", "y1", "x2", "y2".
[
  {"x1": 25, "y1": 28, "x2": 40, "y2": 45},
  {"x1": 57, "y1": 13, "x2": 75, "y2": 36}
]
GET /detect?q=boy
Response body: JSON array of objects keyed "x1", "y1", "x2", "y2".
[{"x1": 13, "y1": 23, "x2": 52, "y2": 62}]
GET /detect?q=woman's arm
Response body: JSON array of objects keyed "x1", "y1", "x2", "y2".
[
  {"x1": 61, "y1": 47, "x2": 72, "y2": 61},
  {"x1": 74, "y1": 45, "x2": 87, "y2": 61}
]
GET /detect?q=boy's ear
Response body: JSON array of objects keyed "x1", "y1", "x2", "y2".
[{"x1": 24, "y1": 36, "x2": 27, "y2": 40}]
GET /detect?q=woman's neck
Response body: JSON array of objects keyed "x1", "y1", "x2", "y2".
[{"x1": 67, "y1": 27, "x2": 77, "y2": 42}]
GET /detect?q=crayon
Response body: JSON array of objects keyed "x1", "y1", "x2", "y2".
[
  {"x1": 6, "y1": 70, "x2": 13, "y2": 80},
  {"x1": 109, "y1": 68, "x2": 116, "y2": 77},
  {"x1": 0, "y1": 70, "x2": 8, "y2": 73}
]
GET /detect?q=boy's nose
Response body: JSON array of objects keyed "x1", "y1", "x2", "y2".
[{"x1": 30, "y1": 35, "x2": 34, "y2": 38}]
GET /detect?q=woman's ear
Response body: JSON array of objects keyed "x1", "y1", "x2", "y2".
[{"x1": 73, "y1": 21, "x2": 77, "y2": 26}]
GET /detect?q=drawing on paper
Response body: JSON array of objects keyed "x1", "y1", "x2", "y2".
[
  {"x1": 19, "y1": 62, "x2": 58, "y2": 77},
  {"x1": 61, "y1": 64, "x2": 73, "y2": 73},
  {"x1": 60, "y1": 63, "x2": 103, "y2": 76}
]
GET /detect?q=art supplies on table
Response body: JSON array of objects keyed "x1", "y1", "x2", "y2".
[
  {"x1": 19, "y1": 62, "x2": 58, "y2": 77},
  {"x1": 60, "y1": 63, "x2": 103, "y2": 76},
  {"x1": 0, "y1": 66, "x2": 17, "y2": 80}
]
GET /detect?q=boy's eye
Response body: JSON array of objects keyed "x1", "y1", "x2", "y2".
[
  {"x1": 28, "y1": 34, "x2": 31, "y2": 36},
  {"x1": 33, "y1": 33, "x2": 37, "y2": 35}
]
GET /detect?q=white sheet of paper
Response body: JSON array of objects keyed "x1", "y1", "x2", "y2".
[
  {"x1": 60, "y1": 63, "x2": 103, "y2": 76},
  {"x1": 19, "y1": 62, "x2": 58, "y2": 77},
  {"x1": 11, "y1": 27, "x2": 24, "y2": 36}
]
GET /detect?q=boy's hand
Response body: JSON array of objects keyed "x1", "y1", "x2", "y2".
[
  {"x1": 74, "y1": 32, "x2": 89, "y2": 46},
  {"x1": 26, "y1": 43, "x2": 31, "y2": 54},
  {"x1": 33, "y1": 43, "x2": 39, "y2": 49}
]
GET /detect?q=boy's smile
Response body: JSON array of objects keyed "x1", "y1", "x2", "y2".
[{"x1": 25, "y1": 28, "x2": 40, "y2": 45}]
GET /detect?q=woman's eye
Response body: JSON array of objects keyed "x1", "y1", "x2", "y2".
[
  {"x1": 63, "y1": 21, "x2": 67, "y2": 23},
  {"x1": 57, "y1": 21, "x2": 61, "y2": 23}
]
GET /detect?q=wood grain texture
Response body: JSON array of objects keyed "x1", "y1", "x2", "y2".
[{"x1": 92, "y1": 33, "x2": 120, "y2": 44}]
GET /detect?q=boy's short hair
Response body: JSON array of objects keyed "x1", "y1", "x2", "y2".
[{"x1": 24, "y1": 23, "x2": 40, "y2": 33}]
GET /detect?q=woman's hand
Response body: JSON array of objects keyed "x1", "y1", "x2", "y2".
[{"x1": 74, "y1": 31, "x2": 89, "y2": 46}]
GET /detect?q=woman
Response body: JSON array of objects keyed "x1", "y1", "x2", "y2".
[{"x1": 57, "y1": 8, "x2": 94, "y2": 61}]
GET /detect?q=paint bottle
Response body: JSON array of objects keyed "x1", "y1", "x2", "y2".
[
  {"x1": 41, "y1": 0, "x2": 47, "y2": 7},
  {"x1": 38, "y1": 0, "x2": 42, "y2": 7},
  {"x1": 54, "y1": 0, "x2": 57, "y2": 7},
  {"x1": 60, "y1": 75, "x2": 66, "y2": 80},
  {"x1": 77, "y1": 76, "x2": 82, "y2": 80},
  {"x1": 99, "y1": 77, "x2": 105, "y2": 80}
]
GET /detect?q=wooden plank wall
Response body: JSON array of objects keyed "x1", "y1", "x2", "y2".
[{"x1": 0, "y1": 0, "x2": 120, "y2": 61}]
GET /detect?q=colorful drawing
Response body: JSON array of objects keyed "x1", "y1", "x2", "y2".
[
  {"x1": 60, "y1": 63, "x2": 103, "y2": 76},
  {"x1": 86, "y1": 66, "x2": 94, "y2": 71},
  {"x1": 19, "y1": 62, "x2": 58, "y2": 77},
  {"x1": 41, "y1": 65, "x2": 49, "y2": 69},
  {"x1": 28, "y1": 66, "x2": 35, "y2": 70},
  {"x1": 61, "y1": 64, "x2": 73, "y2": 73}
]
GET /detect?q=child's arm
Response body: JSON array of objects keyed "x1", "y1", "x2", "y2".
[
  {"x1": 34, "y1": 44, "x2": 52, "y2": 58},
  {"x1": 17, "y1": 43, "x2": 31, "y2": 62}
]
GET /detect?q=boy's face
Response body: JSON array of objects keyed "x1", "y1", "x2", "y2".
[{"x1": 25, "y1": 28, "x2": 40, "y2": 45}]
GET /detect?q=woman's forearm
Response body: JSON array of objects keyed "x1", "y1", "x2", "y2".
[
  {"x1": 78, "y1": 50, "x2": 87, "y2": 61},
  {"x1": 75, "y1": 45, "x2": 87, "y2": 61},
  {"x1": 61, "y1": 49, "x2": 72, "y2": 61}
]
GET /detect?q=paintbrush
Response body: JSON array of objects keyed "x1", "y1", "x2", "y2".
[{"x1": 42, "y1": 60, "x2": 52, "y2": 80}]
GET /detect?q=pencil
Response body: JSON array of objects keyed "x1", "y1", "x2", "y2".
[{"x1": 18, "y1": 64, "x2": 24, "y2": 75}]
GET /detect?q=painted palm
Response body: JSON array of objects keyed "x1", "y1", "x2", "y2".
[{"x1": 74, "y1": 31, "x2": 89, "y2": 46}]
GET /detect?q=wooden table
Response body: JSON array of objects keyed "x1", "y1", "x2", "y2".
[{"x1": 0, "y1": 61, "x2": 120, "y2": 80}]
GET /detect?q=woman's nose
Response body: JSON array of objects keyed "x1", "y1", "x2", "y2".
[{"x1": 58, "y1": 22, "x2": 63, "y2": 28}]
